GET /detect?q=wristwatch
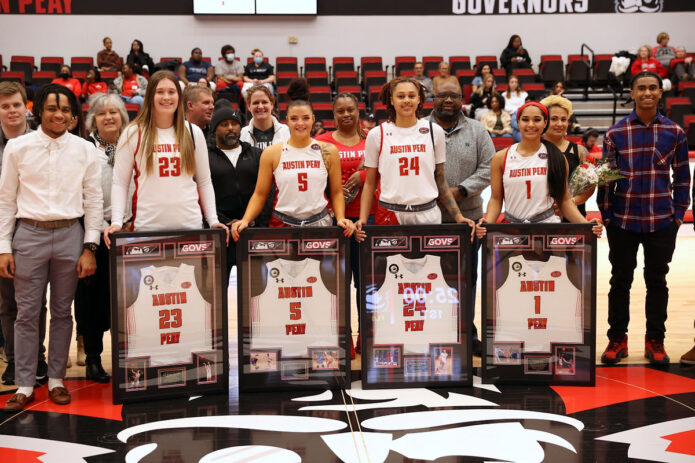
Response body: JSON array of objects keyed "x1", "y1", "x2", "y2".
[
  {"x1": 83, "y1": 242, "x2": 99, "y2": 253},
  {"x1": 457, "y1": 185, "x2": 468, "y2": 198}
]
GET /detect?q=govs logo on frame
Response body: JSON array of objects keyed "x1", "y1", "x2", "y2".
[{"x1": 615, "y1": 0, "x2": 663, "y2": 13}]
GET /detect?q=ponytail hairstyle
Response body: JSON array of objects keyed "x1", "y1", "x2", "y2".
[
  {"x1": 379, "y1": 76, "x2": 425, "y2": 122},
  {"x1": 129, "y1": 70, "x2": 195, "y2": 176},
  {"x1": 286, "y1": 77, "x2": 311, "y2": 103},
  {"x1": 333, "y1": 92, "x2": 366, "y2": 139}
]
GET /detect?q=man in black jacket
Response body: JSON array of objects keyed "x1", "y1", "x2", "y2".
[{"x1": 207, "y1": 107, "x2": 270, "y2": 281}]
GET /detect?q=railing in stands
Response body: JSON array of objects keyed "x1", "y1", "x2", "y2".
[{"x1": 580, "y1": 43, "x2": 594, "y2": 100}]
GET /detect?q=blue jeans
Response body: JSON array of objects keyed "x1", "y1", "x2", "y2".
[
  {"x1": 510, "y1": 111, "x2": 521, "y2": 143},
  {"x1": 122, "y1": 95, "x2": 144, "y2": 108},
  {"x1": 491, "y1": 133, "x2": 513, "y2": 138}
]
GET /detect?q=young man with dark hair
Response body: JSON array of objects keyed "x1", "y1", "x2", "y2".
[
  {"x1": 0, "y1": 84, "x2": 103, "y2": 410},
  {"x1": 0, "y1": 82, "x2": 50, "y2": 386},
  {"x1": 179, "y1": 47, "x2": 215, "y2": 86},
  {"x1": 214, "y1": 45, "x2": 244, "y2": 102},
  {"x1": 96, "y1": 37, "x2": 120, "y2": 72},
  {"x1": 598, "y1": 71, "x2": 691, "y2": 365}
]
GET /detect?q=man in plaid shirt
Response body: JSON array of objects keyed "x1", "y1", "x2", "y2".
[{"x1": 598, "y1": 71, "x2": 691, "y2": 365}]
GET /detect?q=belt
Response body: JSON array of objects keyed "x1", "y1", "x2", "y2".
[
  {"x1": 272, "y1": 208, "x2": 330, "y2": 226},
  {"x1": 20, "y1": 218, "x2": 79, "y2": 229},
  {"x1": 378, "y1": 199, "x2": 437, "y2": 213},
  {"x1": 503, "y1": 207, "x2": 556, "y2": 224}
]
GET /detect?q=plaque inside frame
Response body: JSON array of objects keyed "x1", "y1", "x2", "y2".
[
  {"x1": 237, "y1": 227, "x2": 350, "y2": 392},
  {"x1": 360, "y1": 224, "x2": 472, "y2": 389},
  {"x1": 110, "y1": 229, "x2": 229, "y2": 404},
  {"x1": 481, "y1": 223, "x2": 596, "y2": 386}
]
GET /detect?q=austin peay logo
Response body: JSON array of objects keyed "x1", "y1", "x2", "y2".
[
  {"x1": 179, "y1": 241, "x2": 213, "y2": 254},
  {"x1": 425, "y1": 236, "x2": 459, "y2": 247},
  {"x1": 494, "y1": 236, "x2": 529, "y2": 247},
  {"x1": 374, "y1": 237, "x2": 408, "y2": 248},
  {"x1": 615, "y1": 0, "x2": 663, "y2": 13},
  {"x1": 302, "y1": 239, "x2": 338, "y2": 251},
  {"x1": 547, "y1": 235, "x2": 584, "y2": 247},
  {"x1": 124, "y1": 244, "x2": 160, "y2": 256},
  {"x1": 250, "y1": 240, "x2": 283, "y2": 251}
]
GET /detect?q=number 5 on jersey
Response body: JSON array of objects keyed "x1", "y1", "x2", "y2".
[{"x1": 298, "y1": 172, "x2": 308, "y2": 191}]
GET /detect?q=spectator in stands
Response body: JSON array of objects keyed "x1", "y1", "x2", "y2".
[
  {"x1": 240, "y1": 84, "x2": 289, "y2": 150},
  {"x1": 433, "y1": 61, "x2": 458, "y2": 95},
  {"x1": 179, "y1": 47, "x2": 214, "y2": 87},
  {"x1": 76, "y1": 94, "x2": 130, "y2": 384},
  {"x1": 548, "y1": 81, "x2": 581, "y2": 133},
  {"x1": 96, "y1": 37, "x2": 120, "y2": 72},
  {"x1": 113, "y1": 63, "x2": 147, "y2": 108},
  {"x1": 207, "y1": 106, "x2": 267, "y2": 281},
  {"x1": 581, "y1": 128, "x2": 602, "y2": 155},
  {"x1": 126, "y1": 39, "x2": 155, "y2": 75},
  {"x1": 428, "y1": 79, "x2": 494, "y2": 356},
  {"x1": 197, "y1": 77, "x2": 216, "y2": 91},
  {"x1": 0, "y1": 84, "x2": 102, "y2": 411},
  {"x1": 413, "y1": 62, "x2": 433, "y2": 100},
  {"x1": 540, "y1": 95, "x2": 593, "y2": 217},
  {"x1": 242, "y1": 49, "x2": 275, "y2": 98},
  {"x1": 670, "y1": 46, "x2": 695, "y2": 83},
  {"x1": 631, "y1": 45, "x2": 668, "y2": 79},
  {"x1": 183, "y1": 85, "x2": 215, "y2": 136},
  {"x1": 0, "y1": 82, "x2": 49, "y2": 387},
  {"x1": 652, "y1": 32, "x2": 676, "y2": 69},
  {"x1": 500, "y1": 34, "x2": 532, "y2": 75},
  {"x1": 481, "y1": 95, "x2": 512, "y2": 138},
  {"x1": 215, "y1": 45, "x2": 244, "y2": 104},
  {"x1": 362, "y1": 113, "x2": 377, "y2": 132},
  {"x1": 598, "y1": 71, "x2": 690, "y2": 366},
  {"x1": 315, "y1": 92, "x2": 372, "y2": 356},
  {"x1": 470, "y1": 74, "x2": 498, "y2": 120},
  {"x1": 311, "y1": 120, "x2": 325, "y2": 137},
  {"x1": 80, "y1": 67, "x2": 107, "y2": 101},
  {"x1": 51, "y1": 65, "x2": 82, "y2": 99},
  {"x1": 471, "y1": 63, "x2": 492, "y2": 93},
  {"x1": 504, "y1": 75, "x2": 528, "y2": 114}
]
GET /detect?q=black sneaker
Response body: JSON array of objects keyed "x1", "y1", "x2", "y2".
[
  {"x1": 1, "y1": 361, "x2": 14, "y2": 385},
  {"x1": 35, "y1": 359, "x2": 48, "y2": 386}
]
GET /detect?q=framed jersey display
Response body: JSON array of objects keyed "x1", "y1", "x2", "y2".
[
  {"x1": 110, "y1": 229, "x2": 228, "y2": 404},
  {"x1": 481, "y1": 223, "x2": 596, "y2": 386},
  {"x1": 360, "y1": 224, "x2": 473, "y2": 389},
  {"x1": 237, "y1": 227, "x2": 350, "y2": 392}
]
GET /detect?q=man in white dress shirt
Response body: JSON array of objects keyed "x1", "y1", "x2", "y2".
[{"x1": 0, "y1": 84, "x2": 103, "y2": 411}]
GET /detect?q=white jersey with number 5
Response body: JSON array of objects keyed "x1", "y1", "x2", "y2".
[
  {"x1": 273, "y1": 141, "x2": 328, "y2": 219},
  {"x1": 502, "y1": 143, "x2": 559, "y2": 223},
  {"x1": 372, "y1": 254, "x2": 458, "y2": 354},
  {"x1": 364, "y1": 119, "x2": 445, "y2": 206},
  {"x1": 495, "y1": 255, "x2": 582, "y2": 352},
  {"x1": 251, "y1": 258, "x2": 338, "y2": 357},
  {"x1": 126, "y1": 263, "x2": 212, "y2": 366}
]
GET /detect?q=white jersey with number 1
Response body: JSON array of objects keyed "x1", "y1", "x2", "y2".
[{"x1": 502, "y1": 143, "x2": 559, "y2": 223}]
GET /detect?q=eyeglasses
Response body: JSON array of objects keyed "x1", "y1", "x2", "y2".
[{"x1": 434, "y1": 93, "x2": 462, "y2": 100}]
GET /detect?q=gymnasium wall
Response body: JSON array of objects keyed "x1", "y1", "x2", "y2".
[{"x1": 1, "y1": 13, "x2": 693, "y2": 66}]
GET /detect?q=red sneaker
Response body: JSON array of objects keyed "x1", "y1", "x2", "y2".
[
  {"x1": 355, "y1": 334, "x2": 361, "y2": 354},
  {"x1": 601, "y1": 335, "x2": 628, "y2": 364},
  {"x1": 350, "y1": 336, "x2": 355, "y2": 360},
  {"x1": 645, "y1": 337, "x2": 670, "y2": 365}
]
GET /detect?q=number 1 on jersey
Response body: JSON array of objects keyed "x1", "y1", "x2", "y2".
[
  {"x1": 534, "y1": 295, "x2": 541, "y2": 314},
  {"x1": 525, "y1": 180, "x2": 531, "y2": 199}
]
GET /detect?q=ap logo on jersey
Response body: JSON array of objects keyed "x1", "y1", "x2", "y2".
[{"x1": 615, "y1": 0, "x2": 663, "y2": 13}]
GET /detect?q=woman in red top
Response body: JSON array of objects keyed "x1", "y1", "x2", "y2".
[
  {"x1": 315, "y1": 93, "x2": 375, "y2": 354},
  {"x1": 51, "y1": 65, "x2": 82, "y2": 99},
  {"x1": 81, "y1": 67, "x2": 108, "y2": 101},
  {"x1": 631, "y1": 45, "x2": 668, "y2": 78}
]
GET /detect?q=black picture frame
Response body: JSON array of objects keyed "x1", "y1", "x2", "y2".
[
  {"x1": 109, "y1": 229, "x2": 228, "y2": 404},
  {"x1": 359, "y1": 224, "x2": 473, "y2": 389},
  {"x1": 481, "y1": 223, "x2": 596, "y2": 386},
  {"x1": 237, "y1": 227, "x2": 350, "y2": 392}
]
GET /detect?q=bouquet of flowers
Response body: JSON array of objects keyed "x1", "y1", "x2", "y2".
[{"x1": 568, "y1": 155, "x2": 625, "y2": 197}]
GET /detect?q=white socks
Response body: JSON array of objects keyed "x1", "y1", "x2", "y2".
[
  {"x1": 48, "y1": 378, "x2": 64, "y2": 391},
  {"x1": 16, "y1": 386, "x2": 34, "y2": 396}
]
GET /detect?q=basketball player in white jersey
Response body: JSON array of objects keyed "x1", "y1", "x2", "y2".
[
  {"x1": 476, "y1": 102, "x2": 602, "y2": 238},
  {"x1": 231, "y1": 99, "x2": 354, "y2": 239},
  {"x1": 355, "y1": 77, "x2": 475, "y2": 241},
  {"x1": 104, "y1": 71, "x2": 228, "y2": 247}
]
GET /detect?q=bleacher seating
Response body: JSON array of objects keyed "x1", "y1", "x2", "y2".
[
  {"x1": 666, "y1": 97, "x2": 692, "y2": 128},
  {"x1": 160, "y1": 57, "x2": 182, "y2": 64},
  {"x1": 40, "y1": 57, "x2": 63, "y2": 74},
  {"x1": 594, "y1": 54, "x2": 614, "y2": 85},
  {"x1": 101, "y1": 71, "x2": 118, "y2": 86},
  {"x1": 276, "y1": 57, "x2": 298, "y2": 73},
  {"x1": 306, "y1": 71, "x2": 329, "y2": 87},
  {"x1": 394, "y1": 56, "x2": 416, "y2": 76},
  {"x1": 360, "y1": 57, "x2": 383, "y2": 82},
  {"x1": 337, "y1": 85, "x2": 362, "y2": 101},
  {"x1": 449, "y1": 56, "x2": 471, "y2": 73},
  {"x1": 312, "y1": 102, "x2": 333, "y2": 122},
  {"x1": 331, "y1": 57, "x2": 355, "y2": 81},
  {"x1": 492, "y1": 137, "x2": 514, "y2": 149},
  {"x1": 368, "y1": 85, "x2": 382, "y2": 107},
  {"x1": 512, "y1": 68, "x2": 536, "y2": 85},
  {"x1": 335, "y1": 71, "x2": 358, "y2": 89},
  {"x1": 71, "y1": 57, "x2": 94, "y2": 73},
  {"x1": 373, "y1": 102, "x2": 388, "y2": 122},
  {"x1": 31, "y1": 71, "x2": 55, "y2": 87},
  {"x1": 304, "y1": 57, "x2": 327, "y2": 74},
  {"x1": 524, "y1": 83, "x2": 546, "y2": 101},
  {"x1": 457, "y1": 70, "x2": 476, "y2": 88},
  {"x1": 540, "y1": 55, "x2": 564, "y2": 86},
  {"x1": 423, "y1": 56, "x2": 443, "y2": 75},
  {"x1": 679, "y1": 81, "x2": 695, "y2": 103},
  {"x1": 125, "y1": 104, "x2": 139, "y2": 121},
  {"x1": 309, "y1": 86, "x2": 332, "y2": 103},
  {"x1": 476, "y1": 56, "x2": 498, "y2": 70},
  {"x1": 364, "y1": 71, "x2": 387, "y2": 92},
  {"x1": 276, "y1": 71, "x2": 298, "y2": 88},
  {"x1": 567, "y1": 54, "x2": 591, "y2": 86},
  {"x1": 0, "y1": 72, "x2": 24, "y2": 85},
  {"x1": 683, "y1": 115, "x2": 695, "y2": 149},
  {"x1": 10, "y1": 56, "x2": 35, "y2": 85}
]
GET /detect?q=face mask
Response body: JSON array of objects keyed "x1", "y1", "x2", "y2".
[
  {"x1": 254, "y1": 57, "x2": 263, "y2": 64},
  {"x1": 226, "y1": 53, "x2": 235, "y2": 61},
  {"x1": 59, "y1": 72, "x2": 69, "y2": 79}
]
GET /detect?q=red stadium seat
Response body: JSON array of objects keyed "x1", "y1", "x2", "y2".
[
  {"x1": 306, "y1": 71, "x2": 329, "y2": 87},
  {"x1": 449, "y1": 56, "x2": 472, "y2": 73},
  {"x1": 31, "y1": 71, "x2": 55, "y2": 87},
  {"x1": 683, "y1": 114, "x2": 695, "y2": 149},
  {"x1": 524, "y1": 83, "x2": 546, "y2": 100},
  {"x1": 0, "y1": 71, "x2": 24, "y2": 85},
  {"x1": 421, "y1": 100, "x2": 434, "y2": 116},
  {"x1": 331, "y1": 57, "x2": 355, "y2": 81},
  {"x1": 160, "y1": 57, "x2": 182, "y2": 63},
  {"x1": 337, "y1": 85, "x2": 362, "y2": 100},
  {"x1": 276, "y1": 57, "x2": 298, "y2": 73},
  {"x1": 457, "y1": 70, "x2": 476, "y2": 88},
  {"x1": 276, "y1": 71, "x2": 298, "y2": 88},
  {"x1": 492, "y1": 137, "x2": 514, "y2": 149},
  {"x1": 540, "y1": 55, "x2": 564, "y2": 86},
  {"x1": 364, "y1": 71, "x2": 387, "y2": 92},
  {"x1": 423, "y1": 56, "x2": 444, "y2": 75},
  {"x1": 667, "y1": 97, "x2": 693, "y2": 128},
  {"x1": 335, "y1": 71, "x2": 358, "y2": 88},
  {"x1": 427, "y1": 70, "x2": 440, "y2": 79},
  {"x1": 368, "y1": 85, "x2": 383, "y2": 107},
  {"x1": 309, "y1": 86, "x2": 332, "y2": 103},
  {"x1": 10, "y1": 56, "x2": 35, "y2": 84},
  {"x1": 567, "y1": 54, "x2": 591, "y2": 86},
  {"x1": 312, "y1": 102, "x2": 333, "y2": 122},
  {"x1": 71, "y1": 57, "x2": 94, "y2": 74},
  {"x1": 594, "y1": 54, "x2": 614, "y2": 85},
  {"x1": 304, "y1": 57, "x2": 327, "y2": 74},
  {"x1": 373, "y1": 102, "x2": 388, "y2": 122},
  {"x1": 40, "y1": 57, "x2": 63, "y2": 74},
  {"x1": 476, "y1": 55, "x2": 498, "y2": 71},
  {"x1": 394, "y1": 56, "x2": 416, "y2": 76},
  {"x1": 360, "y1": 56, "x2": 383, "y2": 81}
]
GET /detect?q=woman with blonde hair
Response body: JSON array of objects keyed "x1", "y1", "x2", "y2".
[
  {"x1": 470, "y1": 74, "x2": 498, "y2": 120},
  {"x1": 105, "y1": 70, "x2": 227, "y2": 245},
  {"x1": 539, "y1": 95, "x2": 593, "y2": 217},
  {"x1": 504, "y1": 75, "x2": 528, "y2": 114},
  {"x1": 240, "y1": 84, "x2": 289, "y2": 150},
  {"x1": 241, "y1": 48, "x2": 276, "y2": 97}
]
